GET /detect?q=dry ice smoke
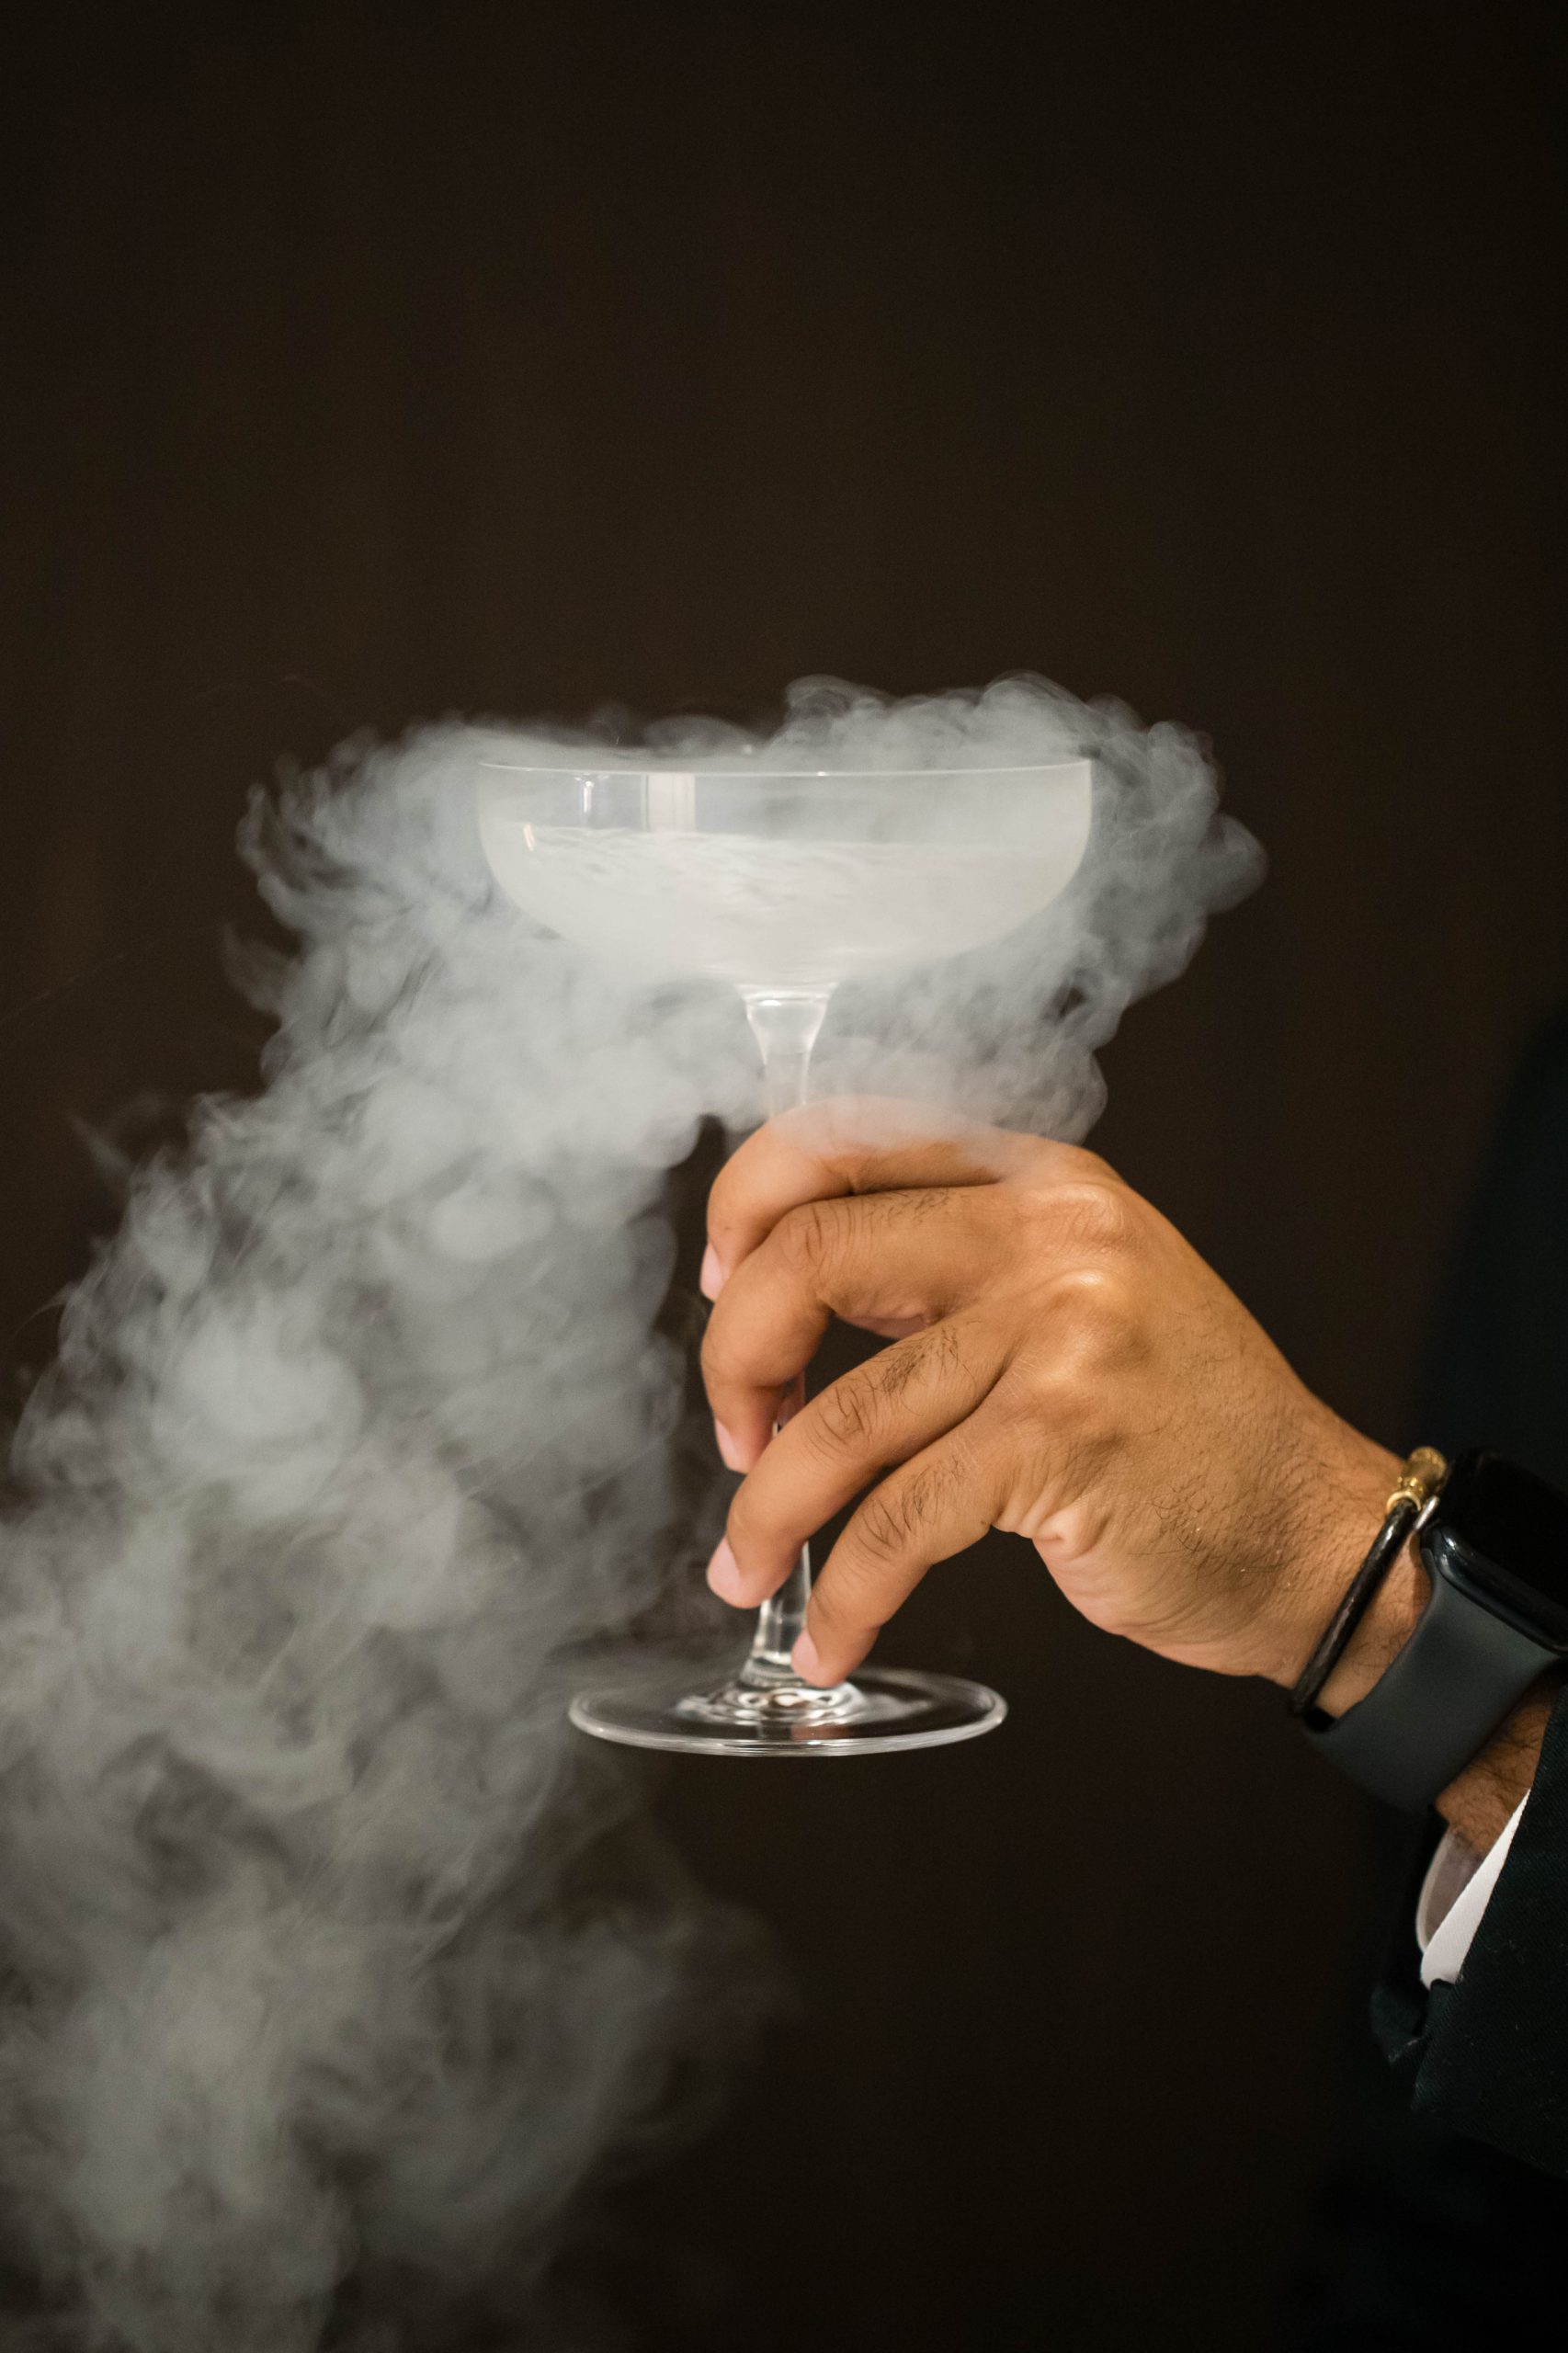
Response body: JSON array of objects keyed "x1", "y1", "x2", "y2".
[{"x1": 0, "y1": 676, "x2": 1258, "y2": 2350}]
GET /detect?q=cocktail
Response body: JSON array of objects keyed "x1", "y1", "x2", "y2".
[{"x1": 477, "y1": 753, "x2": 1095, "y2": 1755}]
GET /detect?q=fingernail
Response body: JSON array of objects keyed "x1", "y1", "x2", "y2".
[
  {"x1": 706, "y1": 1538, "x2": 746, "y2": 1603},
  {"x1": 792, "y1": 1631, "x2": 827, "y2": 1685},
  {"x1": 699, "y1": 1245, "x2": 724, "y2": 1301},
  {"x1": 714, "y1": 1420, "x2": 747, "y2": 1472}
]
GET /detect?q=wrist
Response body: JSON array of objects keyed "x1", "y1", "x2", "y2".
[
  {"x1": 1256, "y1": 1431, "x2": 1406, "y2": 1695},
  {"x1": 1312, "y1": 1535, "x2": 1426, "y2": 1715}
]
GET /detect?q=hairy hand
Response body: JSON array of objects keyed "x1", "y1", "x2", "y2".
[{"x1": 699, "y1": 1099, "x2": 1397, "y2": 1689}]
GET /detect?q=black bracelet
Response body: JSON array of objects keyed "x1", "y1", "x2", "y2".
[{"x1": 1287, "y1": 1449, "x2": 1449, "y2": 1720}]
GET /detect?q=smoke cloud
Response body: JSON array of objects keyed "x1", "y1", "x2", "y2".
[{"x1": 0, "y1": 676, "x2": 1258, "y2": 2347}]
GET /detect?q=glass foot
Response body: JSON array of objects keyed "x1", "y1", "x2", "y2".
[{"x1": 568, "y1": 1662, "x2": 1006, "y2": 1757}]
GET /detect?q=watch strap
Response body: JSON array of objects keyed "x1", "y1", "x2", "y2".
[
  {"x1": 1289, "y1": 1454, "x2": 1446, "y2": 1718},
  {"x1": 1303, "y1": 1567, "x2": 1556, "y2": 1811}
]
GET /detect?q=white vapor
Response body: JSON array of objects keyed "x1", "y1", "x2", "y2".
[{"x1": 0, "y1": 676, "x2": 1259, "y2": 2349}]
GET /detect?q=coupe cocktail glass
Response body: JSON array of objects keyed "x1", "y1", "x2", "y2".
[{"x1": 477, "y1": 755, "x2": 1094, "y2": 1755}]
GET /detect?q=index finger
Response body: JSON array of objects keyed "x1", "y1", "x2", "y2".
[{"x1": 703, "y1": 1096, "x2": 1046, "y2": 1298}]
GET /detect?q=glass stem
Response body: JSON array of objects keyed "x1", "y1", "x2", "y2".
[{"x1": 736, "y1": 989, "x2": 831, "y2": 1690}]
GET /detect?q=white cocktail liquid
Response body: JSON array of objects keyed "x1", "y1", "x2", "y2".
[{"x1": 483, "y1": 824, "x2": 1085, "y2": 988}]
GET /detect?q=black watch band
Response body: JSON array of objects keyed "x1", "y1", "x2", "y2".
[{"x1": 1303, "y1": 1569, "x2": 1558, "y2": 1810}]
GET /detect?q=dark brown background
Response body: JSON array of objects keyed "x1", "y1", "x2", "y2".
[{"x1": 3, "y1": 5, "x2": 1564, "y2": 2347}]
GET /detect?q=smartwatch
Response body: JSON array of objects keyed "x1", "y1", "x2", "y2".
[{"x1": 1305, "y1": 1449, "x2": 1568, "y2": 1811}]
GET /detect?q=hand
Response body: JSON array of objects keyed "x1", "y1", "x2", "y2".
[{"x1": 699, "y1": 1099, "x2": 1399, "y2": 1692}]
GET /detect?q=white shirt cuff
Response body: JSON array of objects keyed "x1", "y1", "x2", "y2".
[{"x1": 1416, "y1": 1797, "x2": 1528, "y2": 1987}]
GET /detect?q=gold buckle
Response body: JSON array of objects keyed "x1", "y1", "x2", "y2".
[{"x1": 1385, "y1": 1446, "x2": 1449, "y2": 1517}]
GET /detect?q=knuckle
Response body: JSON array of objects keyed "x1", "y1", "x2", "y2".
[
  {"x1": 1034, "y1": 1176, "x2": 1135, "y2": 1255},
  {"x1": 1040, "y1": 1283, "x2": 1137, "y2": 1395},
  {"x1": 776, "y1": 1198, "x2": 840, "y2": 1280},
  {"x1": 698, "y1": 1316, "x2": 729, "y2": 1392},
  {"x1": 1051, "y1": 1263, "x2": 1138, "y2": 1358},
  {"x1": 996, "y1": 1267, "x2": 1142, "y2": 1427},
  {"x1": 705, "y1": 1145, "x2": 753, "y2": 1237},
  {"x1": 1053, "y1": 1142, "x2": 1119, "y2": 1187},
  {"x1": 699, "y1": 1306, "x2": 755, "y2": 1399},
  {"x1": 724, "y1": 1479, "x2": 768, "y2": 1555},
  {"x1": 813, "y1": 1373, "x2": 879, "y2": 1455},
  {"x1": 854, "y1": 1474, "x2": 929, "y2": 1563},
  {"x1": 808, "y1": 1324, "x2": 968, "y2": 1461},
  {"x1": 882, "y1": 1316, "x2": 965, "y2": 1404}
]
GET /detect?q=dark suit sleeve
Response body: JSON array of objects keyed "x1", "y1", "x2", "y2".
[
  {"x1": 1285, "y1": 1020, "x2": 1568, "y2": 2328},
  {"x1": 1416, "y1": 1011, "x2": 1568, "y2": 1492},
  {"x1": 1372, "y1": 1680, "x2": 1568, "y2": 2177},
  {"x1": 1370, "y1": 1012, "x2": 1568, "y2": 2176}
]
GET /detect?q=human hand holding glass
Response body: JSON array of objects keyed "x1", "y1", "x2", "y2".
[{"x1": 699, "y1": 1105, "x2": 1402, "y2": 1697}]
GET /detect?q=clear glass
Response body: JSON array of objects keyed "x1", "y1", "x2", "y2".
[{"x1": 476, "y1": 754, "x2": 1095, "y2": 1756}]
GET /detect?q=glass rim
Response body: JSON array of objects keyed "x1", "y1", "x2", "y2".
[{"x1": 478, "y1": 756, "x2": 1092, "y2": 783}]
